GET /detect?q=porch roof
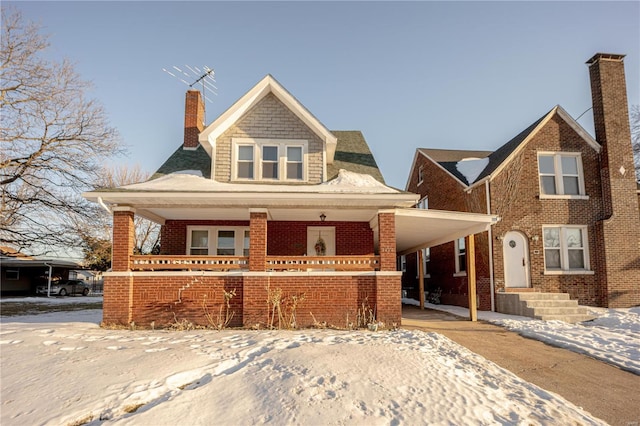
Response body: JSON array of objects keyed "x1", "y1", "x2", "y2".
[{"x1": 391, "y1": 209, "x2": 499, "y2": 255}]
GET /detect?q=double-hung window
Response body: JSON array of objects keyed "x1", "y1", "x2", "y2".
[
  {"x1": 233, "y1": 138, "x2": 307, "y2": 182},
  {"x1": 237, "y1": 146, "x2": 254, "y2": 179},
  {"x1": 187, "y1": 227, "x2": 250, "y2": 256},
  {"x1": 538, "y1": 152, "x2": 586, "y2": 198},
  {"x1": 262, "y1": 146, "x2": 279, "y2": 179},
  {"x1": 454, "y1": 238, "x2": 466, "y2": 276},
  {"x1": 543, "y1": 226, "x2": 591, "y2": 273},
  {"x1": 286, "y1": 146, "x2": 303, "y2": 180}
]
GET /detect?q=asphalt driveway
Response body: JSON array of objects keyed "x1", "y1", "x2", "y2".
[{"x1": 401, "y1": 305, "x2": 640, "y2": 426}]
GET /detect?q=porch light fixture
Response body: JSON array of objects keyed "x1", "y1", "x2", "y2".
[{"x1": 320, "y1": 213, "x2": 326, "y2": 222}]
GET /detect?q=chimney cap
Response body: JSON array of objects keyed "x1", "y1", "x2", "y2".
[{"x1": 586, "y1": 53, "x2": 625, "y2": 65}]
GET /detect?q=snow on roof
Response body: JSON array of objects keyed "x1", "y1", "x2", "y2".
[
  {"x1": 122, "y1": 169, "x2": 399, "y2": 194},
  {"x1": 455, "y1": 157, "x2": 489, "y2": 184}
]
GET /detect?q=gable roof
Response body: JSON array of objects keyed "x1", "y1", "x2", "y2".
[
  {"x1": 410, "y1": 105, "x2": 601, "y2": 189},
  {"x1": 150, "y1": 130, "x2": 385, "y2": 184},
  {"x1": 199, "y1": 74, "x2": 338, "y2": 163}
]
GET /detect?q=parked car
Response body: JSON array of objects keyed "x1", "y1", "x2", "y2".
[{"x1": 36, "y1": 280, "x2": 91, "y2": 296}]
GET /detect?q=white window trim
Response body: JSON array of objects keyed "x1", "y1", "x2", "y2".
[
  {"x1": 537, "y1": 151, "x2": 587, "y2": 199},
  {"x1": 186, "y1": 226, "x2": 250, "y2": 256},
  {"x1": 232, "y1": 138, "x2": 308, "y2": 182},
  {"x1": 454, "y1": 238, "x2": 467, "y2": 276},
  {"x1": 542, "y1": 225, "x2": 591, "y2": 274},
  {"x1": 417, "y1": 165, "x2": 424, "y2": 186}
]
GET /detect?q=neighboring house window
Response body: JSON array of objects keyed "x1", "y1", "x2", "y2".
[
  {"x1": 538, "y1": 153, "x2": 585, "y2": 197},
  {"x1": 418, "y1": 165, "x2": 424, "y2": 186},
  {"x1": 543, "y1": 226, "x2": 590, "y2": 272},
  {"x1": 417, "y1": 196, "x2": 428, "y2": 210},
  {"x1": 416, "y1": 248, "x2": 430, "y2": 278},
  {"x1": 454, "y1": 238, "x2": 466, "y2": 275},
  {"x1": 398, "y1": 255, "x2": 407, "y2": 272},
  {"x1": 187, "y1": 227, "x2": 250, "y2": 256},
  {"x1": 233, "y1": 138, "x2": 307, "y2": 182},
  {"x1": 6, "y1": 269, "x2": 19, "y2": 280}
]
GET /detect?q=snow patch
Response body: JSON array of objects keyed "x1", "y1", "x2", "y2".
[
  {"x1": 121, "y1": 169, "x2": 398, "y2": 194},
  {"x1": 456, "y1": 157, "x2": 489, "y2": 184}
]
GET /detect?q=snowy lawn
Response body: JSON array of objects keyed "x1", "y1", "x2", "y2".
[
  {"x1": 404, "y1": 298, "x2": 640, "y2": 375},
  {"x1": 0, "y1": 299, "x2": 607, "y2": 426}
]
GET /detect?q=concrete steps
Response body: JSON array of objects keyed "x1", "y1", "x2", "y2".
[{"x1": 496, "y1": 292, "x2": 596, "y2": 323}]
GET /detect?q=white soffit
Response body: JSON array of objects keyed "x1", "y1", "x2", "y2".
[{"x1": 394, "y1": 208, "x2": 498, "y2": 255}]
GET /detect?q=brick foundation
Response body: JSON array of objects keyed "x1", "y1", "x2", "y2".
[{"x1": 101, "y1": 272, "x2": 401, "y2": 329}]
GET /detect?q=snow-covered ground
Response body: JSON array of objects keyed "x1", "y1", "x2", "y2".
[
  {"x1": 403, "y1": 299, "x2": 640, "y2": 375},
  {"x1": 1, "y1": 297, "x2": 634, "y2": 425}
]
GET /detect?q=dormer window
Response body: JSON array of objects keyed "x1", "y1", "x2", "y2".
[{"x1": 233, "y1": 138, "x2": 307, "y2": 182}]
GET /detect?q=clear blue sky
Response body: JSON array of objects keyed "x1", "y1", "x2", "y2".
[{"x1": 9, "y1": 1, "x2": 640, "y2": 190}]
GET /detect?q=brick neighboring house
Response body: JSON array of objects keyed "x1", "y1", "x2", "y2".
[
  {"x1": 404, "y1": 53, "x2": 640, "y2": 311},
  {"x1": 84, "y1": 75, "x2": 496, "y2": 328}
]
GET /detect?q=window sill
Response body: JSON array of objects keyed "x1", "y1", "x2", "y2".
[
  {"x1": 453, "y1": 272, "x2": 467, "y2": 277},
  {"x1": 544, "y1": 269, "x2": 595, "y2": 275},
  {"x1": 417, "y1": 180, "x2": 423, "y2": 186},
  {"x1": 539, "y1": 194, "x2": 589, "y2": 200}
]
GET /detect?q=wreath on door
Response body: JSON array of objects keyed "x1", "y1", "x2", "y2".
[{"x1": 314, "y1": 232, "x2": 326, "y2": 256}]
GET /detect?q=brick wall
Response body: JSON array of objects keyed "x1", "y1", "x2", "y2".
[
  {"x1": 378, "y1": 213, "x2": 397, "y2": 271},
  {"x1": 214, "y1": 93, "x2": 325, "y2": 183},
  {"x1": 588, "y1": 54, "x2": 640, "y2": 308},
  {"x1": 249, "y1": 212, "x2": 267, "y2": 271},
  {"x1": 267, "y1": 221, "x2": 374, "y2": 255},
  {"x1": 161, "y1": 220, "x2": 250, "y2": 255},
  {"x1": 101, "y1": 272, "x2": 400, "y2": 330},
  {"x1": 161, "y1": 219, "x2": 375, "y2": 256}
]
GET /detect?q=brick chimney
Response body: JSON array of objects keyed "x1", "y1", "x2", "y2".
[
  {"x1": 184, "y1": 89, "x2": 204, "y2": 149},
  {"x1": 587, "y1": 53, "x2": 640, "y2": 308}
]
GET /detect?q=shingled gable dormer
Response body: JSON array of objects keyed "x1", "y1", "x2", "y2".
[{"x1": 198, "y1": 75, "x2": 338, "y2": 183}]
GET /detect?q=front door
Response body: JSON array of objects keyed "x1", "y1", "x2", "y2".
[
  {"x1": 307, "y1": 227, "x2": 335, "y2": 256},
  {"x1": 503, "y1": 231, "x2": 530, "y2": 288}
]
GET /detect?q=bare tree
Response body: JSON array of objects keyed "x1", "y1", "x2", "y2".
[
  {"x1": 95, "y1": 164, "x2": 161, "y2": 255},
  {"x1": 0, "y1": 8, "x2": 121, "y2": 254},
  {"x1": 630, "y1": 104, "x2": 640, "y2": 182},
  {"x1": 77, "y1": 164, "x2": 160, "y2": 270}
]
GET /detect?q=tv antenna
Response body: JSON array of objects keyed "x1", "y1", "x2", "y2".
[{"x1": 163, "y1": 65, "x2": 217, "y2": 122}]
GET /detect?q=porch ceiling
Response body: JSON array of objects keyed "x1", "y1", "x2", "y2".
[
  {"x1": 136, "y1": 207, "x2": 381, "y2": 223},
  {"x1": 393, "y1": 209, "x2": 499, "y2": 255}
]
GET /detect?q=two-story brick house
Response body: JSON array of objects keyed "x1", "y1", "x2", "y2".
[
  {"x1": 405, "y1": 53, "x2": 640, "y2": 312},
  {"x1": 85, "y1": 75, "x2": 496, "y2": 328}
]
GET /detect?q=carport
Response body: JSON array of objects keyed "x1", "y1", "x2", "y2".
[{"x1": 386, "y1": 208, "x2": 499, "y2": 320}]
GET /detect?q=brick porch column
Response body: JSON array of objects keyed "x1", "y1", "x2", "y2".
[
  {"x1": 104, "y1": 206, "x2": 135, "y2": 326},
  {"x1": 112, "y1": 207, "x2": 135, "y2": 271},
  {"x1": 378, "y1": 212, "x2": 396, "y2": 271},
  {"x1": 249, "y1": 209, "x2": 267, "y2": 272},
  {"x1": 376, "y1": 211, "x2": 401, "y2": 327}
]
